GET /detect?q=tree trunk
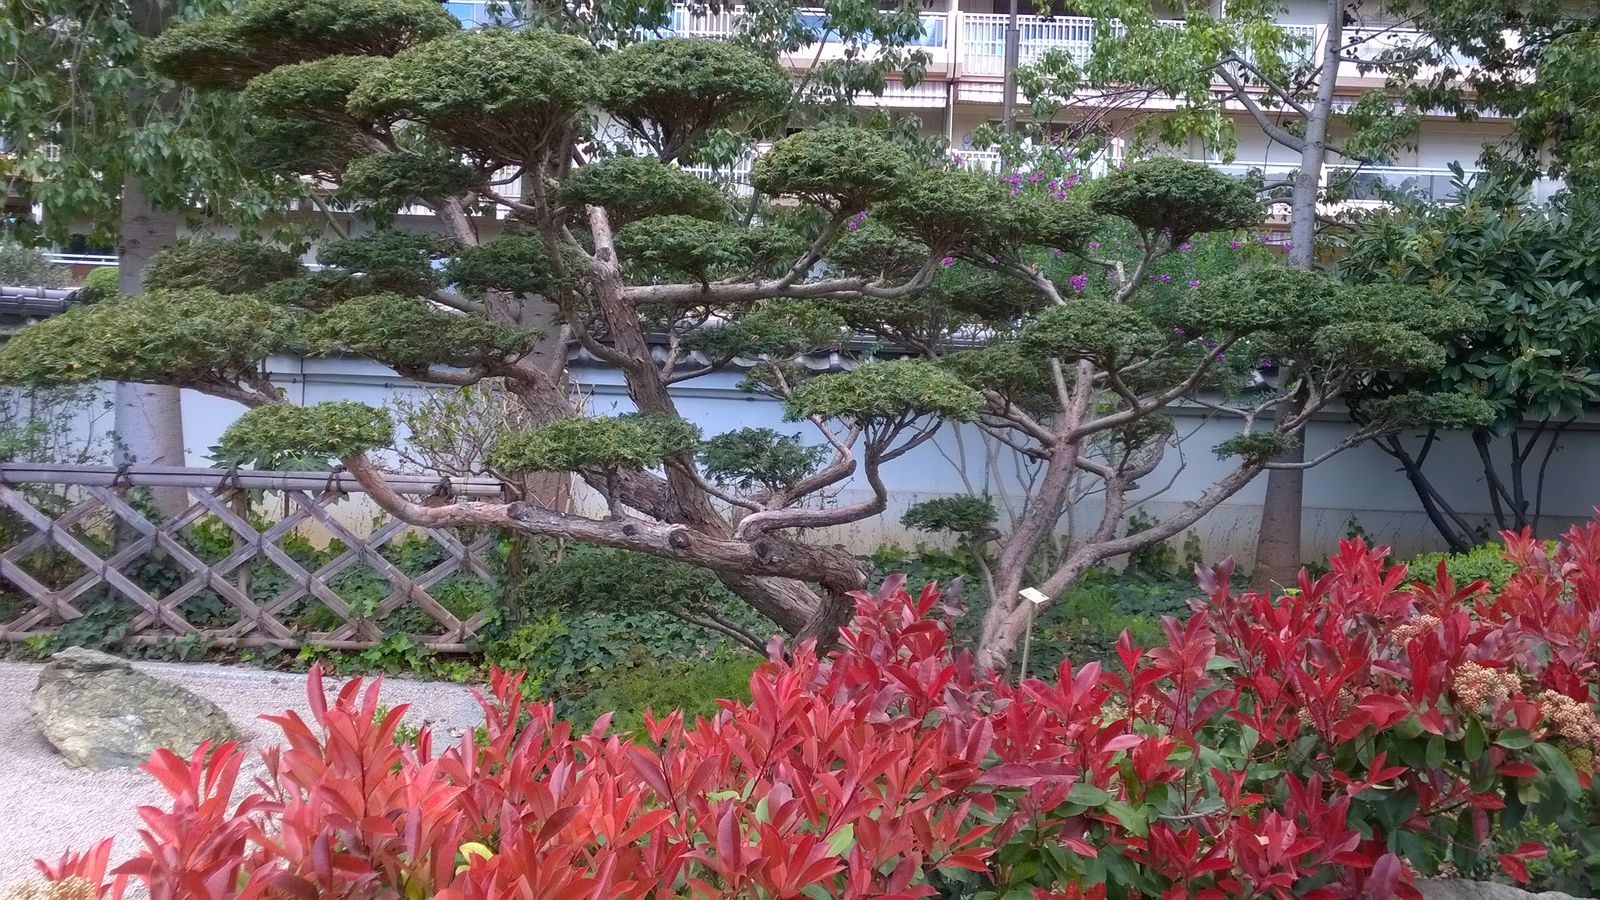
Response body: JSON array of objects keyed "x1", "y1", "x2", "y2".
[
  {"x1": 1251, "y1": 393, "x2": 1307, "y2": 590},
  {"x1": 1249, "y1": 0, "x2": 1342, "y2": 590},
  {"x1": 111, "y1": 0, "x2": 187, "y2": 518},
  {"x1": 114, "y1": 148, "x2": 187, "y2": 518}
]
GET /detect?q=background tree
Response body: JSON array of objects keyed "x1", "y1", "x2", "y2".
[
  {"x1": 1339, "y1": 172, "x2": 1600, "y2": 550},
  {"x1": 1394, "y1": 0, "x2": 1600, "y2": 189},
  {"x1": 0, "y1": 0, "x2": 291, "y2": 512},
  {"x1": 0, "y1": 0, "x2": 1482, "y2": 666}
]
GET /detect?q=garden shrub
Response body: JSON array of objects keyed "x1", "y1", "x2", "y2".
[
  {"x1": 870, "y1": 544, "x2": 1195, "y2": 673},
  {"x1": 0, "y1": 242, "x2": 66, "y2": 288},
  {"x1": 73, "y1": 266, "x2": 120, "y2": 303},
  {"x1": 485, "y1": 544, "x2": 769, "y2": 721},
  {"x1": 1408, "y1": 542, "x2": 1524, "y2": 591},
  {"x1": 575, "y1": 654, "x2": 759, "y2": 739},
  {"x1": 36, "y1": 518, "x2": 1600, "y2": 898}
]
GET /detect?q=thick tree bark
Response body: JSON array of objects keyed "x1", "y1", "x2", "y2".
[
  {"x1": 1251, "y1": 393, "x2": 1307, "y2": 590},
  {"x1": 114, "y1": 176, "x2": 187, "y2": 517},
  {"x1": 579, "y1": 205, "x2": 848, "y2": 641},
  {"x1": 1249, "y1": 0, "x2": 1343, "y2": 590},
  {"x1": 114, "y1": 0, "x2": 187, "y2": 517}
]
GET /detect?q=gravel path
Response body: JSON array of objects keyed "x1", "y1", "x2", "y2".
[{"x1": 0, "y1": 659, "x2": 485, "y2": 893}]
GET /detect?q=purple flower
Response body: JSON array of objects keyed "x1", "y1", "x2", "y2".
[
  {"x1": 847, "y1": 211, "x2": 867, "y2": 231},
  {"x1": 1283, "y1": 241, "x2": 1294, "y2": 250},
  {"x1": 1158, "y1": 273, "x2": 1172, "y2": 283},
  {"x1": 1204, "y1": 338, "x2": 1217, "y2": 349},
  {"x1": 1179, "y1": 241, "x2": 1194, "y2": 252},
  {"x1": 1188, "y1": 279, "x2": 1201, "y2": 288},
  {"x1": 1069, "y1": 273, "x2": 1089, "y2": 292},
  {"x1": 940, "y1": 256, "x2": 955, "y2": 266},
  {"x1": 1214, "y1": 352, "x2": 1226, "y2": 362},
  {"x1": 1052, "y1": 248, "x2": 1062, "y2": 258},
  {"x1": 1259, "y1": 234, "x2": 1272, "y2": 244},
  {"x1": 952, "y1": 154, "x2": 965, "y2": 164},
  {"x1": 1088, "y1": 241, "x2": 1101, "y2": 250},
  {"x1": 1173, "y1": 326, "x2": 1186, "y2": 336},
  {"x1": 1259, "y1": 357, "x2": 1277, "y2": 367}
]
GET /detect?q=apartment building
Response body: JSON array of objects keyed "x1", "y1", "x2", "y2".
[{"x1": 449, "y1": 0, "x2": 1535, "y2": 211}]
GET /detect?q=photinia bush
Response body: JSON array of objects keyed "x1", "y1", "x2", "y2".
[{"x1": 33, "y1": 521, "x2": 1600, "y2": 898}]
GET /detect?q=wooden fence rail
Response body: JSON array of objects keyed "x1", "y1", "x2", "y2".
[{"x1": 0, "y1": 463, "x2": 510, "y2": 653}]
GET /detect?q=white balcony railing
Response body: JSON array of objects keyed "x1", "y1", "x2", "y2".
[
  {"x1": 681, "y1": 151, "x2": 761, "y2": 198},
  {"x1": 960, "y1": 13, "x2": 1097, "y2": 76},
  {"x1": 43, "y1": 252, "x2": 117, "y2": 267},
  {"x1": 441, "y1": 3, "x2": 1478, "y2": 94},
  {"x1": 654, "y1": 6, "x2": 948, "y2": 47},
  {"x1": 1333, "y1": 166, "x2": 1469, "y2": 203}
]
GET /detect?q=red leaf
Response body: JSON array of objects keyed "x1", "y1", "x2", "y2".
[{"x1": 1367, "y1": 853, "x2": 1402, "y2": 900}]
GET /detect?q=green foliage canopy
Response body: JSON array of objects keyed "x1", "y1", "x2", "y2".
[
  {"x1": 217, "y1": 400, "x2": 394, "y2": 463},
  {"x1": 143, "y1": 238, "x2": 302, "y2": 294},
  {"x1": 490, "y1": 414, "x2": 703, "y2": 473},
  {"x1": 557, "y1": 157, "x2": 728, "y2": 225},
  {"x1": 306, "y1": 294, "x2": 536, "y2": 371},
  {"x1": 0, "y1": 289, "x2": 297, "y2": 388},
  {"x1": 699, "y1": 428, "x2": 827, "y2": 492},
  {"x1": 750, "y1": 127, "x2": 915, "y2": 211},
  {"x1": 902, "y1": 494, "x2": 999, "y2": 537},
  {"x1": 787, "y1": 360, "x2": 982, "y2": 424},
  {"x1": 347, "y1": 28, "x2": 597, "y2": 164},
  {"x1": 599, "y1": 38, "x2": 790, "y2": 162}
]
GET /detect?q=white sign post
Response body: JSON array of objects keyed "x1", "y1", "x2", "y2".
[{"x1": 1017, "y1": 587, "x2": 1050, "y2": 680}]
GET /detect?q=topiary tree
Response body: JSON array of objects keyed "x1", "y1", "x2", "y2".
[
  {"x1": 0, "y1": 0, "x2": 1480, "y2": 666},
  {"x1": 988, "y1": 0, "x2": 1576, "y2": 588},
  {"x1": 1340, "y1": 172, "x2": 1600, "y2": 550}
]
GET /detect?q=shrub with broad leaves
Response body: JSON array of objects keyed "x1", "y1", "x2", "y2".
[{"x1": 30, "y1": 521, "x2": 1600, "y2": 898}]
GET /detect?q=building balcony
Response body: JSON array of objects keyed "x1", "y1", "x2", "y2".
[{"x1": 443, "y1": 3, "x2": 1467, "y2": 101}]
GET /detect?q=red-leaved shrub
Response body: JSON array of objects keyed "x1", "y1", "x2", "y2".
[{"x1": 33, "y1": 522, "x2": 1600, "y2": 898}]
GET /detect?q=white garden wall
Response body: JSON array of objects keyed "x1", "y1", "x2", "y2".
[{"x1": 19, "y1": 354, "x2": 1599, "y2": 568}]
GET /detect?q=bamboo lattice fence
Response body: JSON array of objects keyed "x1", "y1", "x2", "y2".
[{"x1": 0, "y1": 463, "x2": 509, "y2": 652}]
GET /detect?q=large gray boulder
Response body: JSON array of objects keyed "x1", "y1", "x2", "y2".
[
  {"x1": 1418, "y1": 881, "x2": 1590, "y2": 900},
  {"x1": 29, "y1": 647, "x2": 238, "y2": 770}
]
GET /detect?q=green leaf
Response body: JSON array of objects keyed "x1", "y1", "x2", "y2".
[
  {"x1": 1425, "y1": 734, "x2": 1446, "y2": 769},
  {"x1": 1463, "y1": 717, "x2": 1486, "y2": 760},
  {"x1": 1533, "y1": 742, "x2": 1583, "y2": 800},
  {"x1": 1495, "y1": 729, "x2": 1534, "y2": 750},
  {"x1": 1102, "y1": 800, "x2": 1148, "y2": 837},
  {"x1": 1066, "y1": 783, "x2": 1111, "y2": 807},
  {"x1": 825, "y1": 823, "x2": 856, "y2": 857}
]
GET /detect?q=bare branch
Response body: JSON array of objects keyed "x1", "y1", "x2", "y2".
[{"x1": 1215, "y1": 66, "x2": 1309, "y2": 153}]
